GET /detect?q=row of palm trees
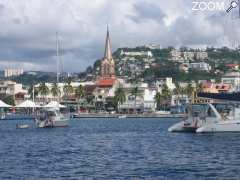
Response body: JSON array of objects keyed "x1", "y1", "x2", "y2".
[
  {"x1": 32, "y1": 82, "x2": 85, "y2": 104},
  {"x1": 31, "y1": 81, "x2": 202, "y2": 112}
]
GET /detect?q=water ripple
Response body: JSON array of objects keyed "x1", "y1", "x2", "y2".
[{"x1": 1, "y1": 118, "x2": 240, "y2": 179}]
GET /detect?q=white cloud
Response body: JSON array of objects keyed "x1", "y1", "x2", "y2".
[{"x1": 0, "y1": 0, "x2": 238, "y2": 72}]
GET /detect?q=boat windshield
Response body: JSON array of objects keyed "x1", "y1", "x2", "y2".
[{"x1": 190, "y1": 104, "x2": 217, "y2": 118}]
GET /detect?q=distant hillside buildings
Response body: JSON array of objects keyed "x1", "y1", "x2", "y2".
[
  {"x1": 120, "y1": 50, "x2": 153, "y2": 58},
  {"x1": 4, "y1": 68, "x2": 24, "y2": 78},
  {"x1": 170, "y1": 50, "x2": 208, "y2": 61}
]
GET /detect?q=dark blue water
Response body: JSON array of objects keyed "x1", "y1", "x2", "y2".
[{"x1": 0, "y1": 118, "x2": 240, "y2": 180}]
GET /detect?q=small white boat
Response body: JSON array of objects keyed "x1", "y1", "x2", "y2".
[
  {"x1": 168, "y1": 103, "x2": 240, "y2": 133},
  {"x1": 118, "y1": 115, "x2": 127, "y2": 119},
  {"x1": 156, "y1": 111, "x2": 171, "y2": 115},
  {"x1": 36, "y1": 108, "x2": 69, "y2": 128},
  {"x1": 16, "y1": 124, "x2": 30, "y2": 129}
]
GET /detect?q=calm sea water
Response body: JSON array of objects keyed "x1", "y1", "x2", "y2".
[{"x1": 0, "y1": 118, "x2": 240, "y2": 180}]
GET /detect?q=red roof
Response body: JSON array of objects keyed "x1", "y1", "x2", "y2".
[
  {"x1": 97, "y1": 78, "x2": 116, "y2": 87},
  {"x1": 225, "y1": 64, "x2": 239, "y2": 68}
]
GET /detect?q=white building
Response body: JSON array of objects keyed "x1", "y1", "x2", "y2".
[
  {"x1": 0, "y1": 81, "x2": 27, "y2": 96},
  {"x1": 118, "y1": 82, "x2": 156, "y2": 113},
  {"x1": 196, "y1": 52, "x2": 208, "y2": 60},
  {"x1": 170, "y1": 50, "x2": 182, "y2": 61},
  {"x1": 221, "y1": 72, "x2": 240, "y2": 92},
  {"x1": 183, "y1": 52, "x2": 195, "y2": 60},
  {"x1": 171, "y1": 95, "x2": 190, "y2": 106},
  {"x1": 190, "y1": 62, "x2": 211, "y2": 71},
  {"x1": 156, "y1": 78, "x2": 176, "y2": 92},
  {"x1": 144, "y1": 44, "x2": 161, "y2": 50},
  {"x1": 120, "y1": 50, "x2": 153, "y2": 57},
  {"x1": 4, "y1": 68, "x2": 24, "y2": 77}
]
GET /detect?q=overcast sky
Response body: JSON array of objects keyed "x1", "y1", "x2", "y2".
[{"x1": 0, "y1": 0, "x2": 239, "y2": 72}]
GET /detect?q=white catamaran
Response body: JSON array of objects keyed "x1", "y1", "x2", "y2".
[{"x1": 168, "y1": 103, "x2": 240, "y2": 133}]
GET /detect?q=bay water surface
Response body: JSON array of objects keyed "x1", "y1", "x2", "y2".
[{"x1": 0, "y1": 118, "x2": 240, "y2": 179}]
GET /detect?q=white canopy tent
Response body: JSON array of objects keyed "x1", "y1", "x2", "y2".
[
  {"x1": 43, "y1": 101, "x2": 66, "y2": 108},
  {"x1": 16, "y1": 100, "x2": 41, "y2": 108},
  {"x1": 0, "y1": 100, "x2": 12, "y2": 108}
]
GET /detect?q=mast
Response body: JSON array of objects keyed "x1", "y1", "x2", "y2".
[
  {"x1": 56, "y1": 32, "x2": 60, "y2": 84},
  {"x1": 56, "y1": 32, "x2": 60, "y2": 106}
]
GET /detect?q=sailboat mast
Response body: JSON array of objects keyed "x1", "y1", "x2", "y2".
[{"x1": 56, "y1": 32, "x2": 60, "y2": 84}]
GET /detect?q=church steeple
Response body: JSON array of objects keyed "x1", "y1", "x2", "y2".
[
  {"x1": 100, "y1": 26, "x2": 115, "y2": 79},
  {"x1": 104, "y1": 26, "x2": 113, "y2": 60}
]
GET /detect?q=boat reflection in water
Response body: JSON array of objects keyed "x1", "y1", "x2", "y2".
[{"x1": 168, "y1": 103, "x2": 240, "y2": 133}]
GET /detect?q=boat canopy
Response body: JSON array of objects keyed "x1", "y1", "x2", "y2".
[
  {"x1": 0, "y1": 100, "x2": 12, "y2": 108},
  {"x1": 16, "y1": 100, "x2": 41, "y2": 108},
  {"x1": 43, "y1": 101, "x2": 66, "y2": 108}
]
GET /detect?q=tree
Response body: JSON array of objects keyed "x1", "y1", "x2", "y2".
[
  {"x1": 63, "y1": 78, "x2": 74, "y2": 99},
  {"x1": 38, "y1": 82, "x2": 49, "y2": 103},
  {"x1": 131, "y1": 86, "x2": 140, "y2": 113},
  {"x1": 186, "y1": 83, "x2": 195, "y2": 98},
  {"x1": 28, "y1": 85, "x2": 39, "y2": 100},
  {"x1": 75, "y1": 85, "x2": 85, "y2": 112},
  {"x1": 161, "y1": 84, "x2": 171, "y2": 110},
  {"x1": 51, "y1": 83, "x2": 60, "y2": 99},
  {"x1": 114, "y1": 87, "x2": 126, "y2": 112},
  {"x1": 155, "y1": 92, "x2": 163, "y2": 110}
]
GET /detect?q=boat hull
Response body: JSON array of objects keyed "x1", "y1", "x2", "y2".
[
  {"x1": 36, "y1": 118, "x2": 69, "y2": 128},
  {"x1": 196, "y1": 121, "x2": 240, "y2": 133},
  {"x1": 168, "y1": 120, "x2": 200, "y2": 133}
]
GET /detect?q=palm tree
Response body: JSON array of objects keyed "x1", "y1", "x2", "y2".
[
  {"x1": 114, "y1": 87, "x2": 126, "y2": 112},
  {"x1": 186, "y1": 83, "x2": 194, "y2": 98},
  {"x1": 28, "y1": 85, "x2": 39, "y2": 100},
  {"x1": 63, "y1": 78, "x2": 74, "y2": 99},
  {"x1": 51, "y1": 83, "x2": 60, "y2": 100},
  {"x1": 161, "y1": 84, "x2": 171, "y2": 110},
  {"x1": 75, "y1": 85, "x2": 85, "y2": 112},
  {"x1": 131, "y1": 86, "x2": 140, "y2": 113},
  {"x1": 196, "y1": 82, "x2": 203, "y2": 93},
  {"x1": 155, "y1": 92, "x2": 163, "y2": 110},
  {"x1": 38, "y1": 82, "x2": 49, "y2": 103}
]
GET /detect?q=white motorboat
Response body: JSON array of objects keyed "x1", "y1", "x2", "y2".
[
  {"x1": 118, "y1": 115, "x2": 127, "y2": 119},
  {"x1": 16, "y1": 124, "x2": 30, "y2": 129},
  {"x1": 156, "y1": 110, "x2": 171, "y2": 115},
  {"x1": 36, "y1": 108, "x2": 69, "y2": 128},
  {"x1": 168, "y1": 103, "x2": 240, "y2": 133}
]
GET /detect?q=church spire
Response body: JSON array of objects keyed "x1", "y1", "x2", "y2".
[
  {"x1": 100, "y1": 25, "x2": 115, "y2": 79},
  {"x1": 104, "y1": 25, "x2": 113, "y2": 60}
]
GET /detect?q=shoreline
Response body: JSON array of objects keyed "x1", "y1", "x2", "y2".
[{"x1": 72, "y1": 113, "x2": 185, "y2": 119}]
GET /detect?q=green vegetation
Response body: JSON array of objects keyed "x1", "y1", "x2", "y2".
[
  {"x1": 114, "y1": 87, "x2": 126, "y2": 112},
  {"x1": 51, "y1": 83, "x2": 61, "y2": 98}
]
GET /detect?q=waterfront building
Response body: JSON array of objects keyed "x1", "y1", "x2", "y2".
[
  {"x1": 201, "y1": 82, "x2": 231, "y2": 93},
  {"x1": 221, "y1": 72, "x2": 240, "y2": 92},
  {"x1": 118, "y1": 82, "x2": 156, "y2": 113},
  {"x1": 0, "y1": 81, "x2": 27, "y2": 97}
]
